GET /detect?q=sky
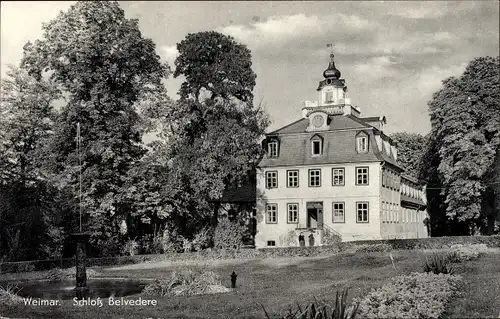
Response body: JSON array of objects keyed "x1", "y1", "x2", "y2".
[{"x1": 1, "y1": 1, "x2": 499, "y2": 136}]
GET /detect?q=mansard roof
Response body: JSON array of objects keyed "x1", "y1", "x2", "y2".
[
  {"x1": 269, "y1": 114, "x2": 371, "y2": 135},
  {"x1": 260, "y1": 114, "x2": 403, "y2": 169}
]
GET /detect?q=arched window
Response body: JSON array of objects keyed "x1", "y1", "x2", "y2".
[
  {"x1": 267, "y1": 139, "x2": 279, "y2": 157},
  {"x1": 310, "y1": 134, "x2": 324, "y2": 156},
  {"x1": 356, "y1": 131, "x2": 369, "y2": 153}
]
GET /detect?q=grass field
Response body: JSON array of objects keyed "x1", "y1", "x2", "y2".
[{"x1": 2, "y1": 249, "x2": 499, "y2": 319}]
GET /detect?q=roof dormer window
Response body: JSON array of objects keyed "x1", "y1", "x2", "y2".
[
  {"x1": 310, "y1": 134, "x2": 323, "y2": 156},
  {"x1": 356, "y1": 132, "x2": 369, "y2": 153},
  {"x1": 268, "y1": 140, "x2": 278, "y2": 158},
  {"x1": 312, "y1": 140, "x2": 322, "y2": 156}
]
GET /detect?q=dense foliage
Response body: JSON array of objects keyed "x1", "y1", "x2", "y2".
[
  {"x1": 156, "y1": 31, "x2": 269, "y2": 235},
  {"x1": 0, "y1": 66, "x2": 64, "y2": 261},
  {"x1": 213, "y1": 218, "x2": 247, "y2": 250},
  {"x1": 18, "y1": 1, "x2": 170, "y2": 256},
  {"x1": 389, "y1": 132, "x2": 426, "y2": 179},
  {"x1": 1, "y1": 3, "x2": 268, "y2": 261},
  {"x1": 174, "y1": 31, "x2": 257, "y2": 104},
  {"x1": 422, "y1": 56, "x2": 500, "y2": 236}
]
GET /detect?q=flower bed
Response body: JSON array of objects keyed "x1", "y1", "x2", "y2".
[
  {"x1": 142, "y1": 268, "x2": 231, "y2": 297},
  {"x1": 354, "y1": 272, "x2": 463, "y2": 318}
]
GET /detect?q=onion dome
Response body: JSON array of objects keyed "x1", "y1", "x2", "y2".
[{"x1": 323, "y1": 53, "x2": 341, "y2": 79}]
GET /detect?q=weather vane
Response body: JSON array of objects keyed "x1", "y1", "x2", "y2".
[{"x1": 327, "y1": 43, "x2": 335, "y2": 60}]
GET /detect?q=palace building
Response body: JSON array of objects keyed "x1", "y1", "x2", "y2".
[{"x1": 254, "y1": 54, "x2": 429, "y2": 248}]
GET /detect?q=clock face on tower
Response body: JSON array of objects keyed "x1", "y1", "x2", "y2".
[{"x1": 312, "y1": 115, "x2": 324, "y2": 128}]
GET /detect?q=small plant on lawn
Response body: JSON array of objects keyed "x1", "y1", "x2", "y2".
[
  {"x1": 142, "y1": 267, "x2": 231, "y2": 297},
  {"x1": 261, "y1": 288, "x2": 359, "y2": 319},
  {"x1": 423, "y1": 252, "x2": 454, "y2": 275},
  {"x1": 0, "y1": 284, "x2": 23, "y2": 306},
  {"x1": 213, "y1": 218, "x2": 246, "y2": 251}
]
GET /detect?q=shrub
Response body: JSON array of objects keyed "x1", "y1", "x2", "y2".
[
  {"x1": 423, "y1": 252, "x2": 454, "y2": 275},
  {"x1": 447, "y1": 243, "x2": 488, "y2": 262},
  {"x1": 142, "y1": 268, "x2": 231, "y2": 297},
  {"x1": 213, "y1": 218, "x2": 246, "y2": 250},
  {"x1": 322, "y1": 228, "x2": 342, "y2": 246},
  {"x1": 182, "y1": 238, "x2": 194, "y2": 253},
  {"x1": 192, "y1": 227, "x2": 214, "y2": 251},
  {"x1": 354, "y1": 272, "x2": 463, "y2": 319},
  {"x1": 282, "y1": 229, "x2": 299, "y2": 247},
  {"x1": 122, "y1": 239, "x2": 140, "y2": 256},
  {"x1": 96, "y1": 236, "x2": 121, "y2": 257},
  {"x1": 46, "y1": 267, "x2": 98, "y2": 282},
  {"x1": 161, "y1": 228, "x2": 184, "y2": 253},
  {"x1": 0, "y1": 284, "x2": 23, "y2": 306},
  {"x1": 137, "y1": 234, "x2": 163, "y2": 254},
  {"x1": 354, "y1": 243, "x2": 392, "y2": 253},
  {"x1": 261, "y1": 288, "x2": 359, "y2": 319}
]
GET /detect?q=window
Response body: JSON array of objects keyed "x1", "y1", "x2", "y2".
[
  {"x1": 265, "y1": 171, "x2": 278, "y2": 189},
  {"x1": 266, "y1": 203, "x2": 277, "y2": 223},
  {"x1": 356, "y1": 167, "x2": 369, "y2": 185},
  {"x1": 312, "y1": 140, "x2": 322, "y2": 156},
  {"x1": 357, "y1": 136, "x2": 368, "y2": 153},
  {"x1": 332, "y1": 168, "x2": 345, "y2": 186},
  {"x1": 309, "y1": 169, "x2": 321, "y2": 187},
  {"x1": 267, "y1": 240, "x2": 276, "y2": 247},
  {"x1": 382, "y1": 170, "x2": 387, "y2": 188},
  {"x1": 287, "y1": 170, "x2": 299, "y2": 188},
  {"x1": 325, "y1": 90, "x2": 334, "y2": 103},
  {"x1": 268, "y1": 140, "x2": 278, "y2": 157},
  {"x1": 332, "y1": 202, "x2": 345, "y2": 223},
  {"x1": 287, "y1": 203, "x2": 299, "y2": 223},
  {"x1": 356, "y1": 202, "x2": 369, "y2": 223},
  {"x1": 381, "y1": 201, "x2": 386, "y2": 223}
]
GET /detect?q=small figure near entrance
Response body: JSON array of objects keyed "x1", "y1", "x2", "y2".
[
  {"x1": 308, "y1": 233, "x2": 315, "y2": 246},
  {"x1": 298, "y1": 233, "x2": 305, "y2": 247}
]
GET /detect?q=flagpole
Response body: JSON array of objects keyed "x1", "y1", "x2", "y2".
[{"x1": 77, "y1": 122, "x2": 82, "y2": 233}]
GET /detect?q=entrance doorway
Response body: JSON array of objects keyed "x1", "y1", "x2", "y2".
[
  {"x1": 306, "y1": 202, "x2": 323, "y2": 229},
  {"x1": 307, "y1": 208, "x2": 318, "y2": 228}
]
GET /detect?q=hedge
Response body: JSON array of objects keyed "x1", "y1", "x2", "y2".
[{"x1": 1, "y1": 235, "x2": 499, "y2": 274}]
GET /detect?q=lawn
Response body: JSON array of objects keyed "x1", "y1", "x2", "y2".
[{"x1": 2, "y1": 249, "x2": 499, "y2": 319}]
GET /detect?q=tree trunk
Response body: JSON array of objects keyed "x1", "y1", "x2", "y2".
[{"x1": 211, "y1": 202, "x2": 221, "y2": 228}]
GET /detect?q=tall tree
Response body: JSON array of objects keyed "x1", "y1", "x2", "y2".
[
  {"x1": 389, "y1": 132, "x2": 427, "y2": 178},
  {"x1": 424, "y1": 56, "x2": 500, "y2": 235},
  {"x1": 174, "y1": 31, "x2": 256, "y2": 104},
  {"x1": 158, "y1": 31, "x2": 268, "y2": 236},
  {"x1": 20, "y1": 1, "x2": 170, "y2": 254},
  {"x1": 0, "y1": 65, "x2": 61, "y2": 261}
]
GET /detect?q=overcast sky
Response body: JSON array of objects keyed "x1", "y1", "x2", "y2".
[{"x1": 1, "y1": 1, "x2": 499, "y2": 135}]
